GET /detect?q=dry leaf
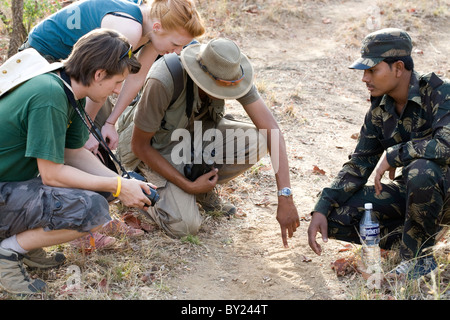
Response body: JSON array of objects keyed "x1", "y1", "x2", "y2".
[
  {"x1": 312, "y1": 165, "x2": 326, "y2": 175},
  {"x1": 338, "y1": 244, "x2": 353, "y2": 252},
  {"x1": 300, "y1": 215, "x2": 311, "y2": 221},
  {"x1": 242, "y1": 5, "x2": 259, "y2": 14},
  {"x1": 351, "y1": 133, "x2": 359, "y2": 140},
  {"x1": 255, "y1": 196, "x2": 271, "y2": 207},
  {"x1": 122, "y1": 212, "x2": 155, "y2": 232},
  {"x1": 235, "y1": 209, "x2": 247, "y2": 218},
  {"x1": 98, "y1": 278, "x2": 108, "y2": 292},
  {"x1": 331, "y1": 257, "x2": 357, "y2": 276}
]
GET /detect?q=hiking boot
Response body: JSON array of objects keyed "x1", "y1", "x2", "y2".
[
  {"x1": 392, "y1": 255, "x2": 438, "y2": 279},
  {"x1": 0, "y1": 246, "x2": 47, "y2": 295},
  {"x1": 22, "y1": 248, "x2": 66, "y2": 269},
  {"x1": 70, "y1": 232, "x2": 116, "y2": 251},
  {"x1": 197, "y1": 189, "x2": 236, "y2": 216}
]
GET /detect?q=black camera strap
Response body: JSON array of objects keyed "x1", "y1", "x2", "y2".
[{"x1": 58, "y1": 68, "x2": 132, "y2": 179}]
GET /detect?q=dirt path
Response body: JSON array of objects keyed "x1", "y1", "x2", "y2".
[
  {"x1": 162, "y1": 0, "x2": 381, "y2": 301},
  {"x1": 158, "y1": 0, "x2": 449, "y2": 301}
]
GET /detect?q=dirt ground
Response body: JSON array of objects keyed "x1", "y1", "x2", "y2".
[
  {"x1": 1, "y1": 0, "x2": 449, "y2": 302},
  {"x1": 155, "y1": 0, "x2": 450, "y2": 300}
]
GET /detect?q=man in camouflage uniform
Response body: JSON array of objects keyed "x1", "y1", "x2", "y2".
[{"x1": 307, "y1": 28, "x2": 450, "y2": 278}]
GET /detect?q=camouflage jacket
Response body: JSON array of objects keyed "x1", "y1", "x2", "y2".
[{"x1": 314, "y1": 71, "x2": 450, "y2": 216}]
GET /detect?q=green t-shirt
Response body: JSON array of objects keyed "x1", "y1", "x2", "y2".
[{"x1": 0, "y1": 72, "x2": 88, "y2": 182}]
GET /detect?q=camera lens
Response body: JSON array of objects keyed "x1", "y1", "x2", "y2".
[{"x1": 143, "y1": 187, "x2": 159, "y2": 206}]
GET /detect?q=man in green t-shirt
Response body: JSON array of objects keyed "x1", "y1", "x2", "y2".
[{"x1": 0, "y1": 29, "x2": 153, "y2": 295}]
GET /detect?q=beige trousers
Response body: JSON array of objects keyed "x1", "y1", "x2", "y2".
[{"x1": 138, "y1": 117, "x2": 267, "y2": 237}]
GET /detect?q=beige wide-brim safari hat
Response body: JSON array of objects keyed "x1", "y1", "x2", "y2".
[
  {"x1": 0, "y1": 48, "x2": 63, "y2": 97},
  {"x1": 180, "y1": 38, "x2": 254, "y2": 100}
]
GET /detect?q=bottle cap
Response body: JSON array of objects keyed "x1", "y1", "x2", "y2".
[{"x1": 364, "y1": 203, "x2": 373, "y2": 210}]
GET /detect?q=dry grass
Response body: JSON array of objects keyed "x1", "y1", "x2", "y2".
[
  {"x1": 1, "y1": 205, "x2": 226, "y2": 300},
  {"x1": 0, "y1": 0, "x2": 449, "y2": 300},
  {"x1": 336, "y1": 229, "x2": 450, "y2": 300}
]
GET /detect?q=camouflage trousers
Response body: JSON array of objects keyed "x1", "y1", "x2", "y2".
[
  {"x1": 0, "y1": 177, "x2": 112, "y2": 239},
  {"x1": 327, "y1": 159, "x2": 450, "y2": 260}
]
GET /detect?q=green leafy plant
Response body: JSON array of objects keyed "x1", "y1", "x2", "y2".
[{"x1": 0, "y1": 0, "x2": 61, "y2": 33}]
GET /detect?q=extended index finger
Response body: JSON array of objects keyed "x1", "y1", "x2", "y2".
[{"x1": 281, "y1": 226, "x2": 288, "y2": 248}]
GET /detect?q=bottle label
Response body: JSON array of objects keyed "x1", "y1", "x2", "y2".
[{"x1": 361, "y1": 226, "x2": 380, "y2": 241}]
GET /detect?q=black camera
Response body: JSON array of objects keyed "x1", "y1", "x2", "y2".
[
  {"x1": 184, "y1": 162, "x2": 215, "y2": 182},
  {"x1": 125, "y1": 171, "x2": 160, "y2": 206},
  {"x1": 183, "y1": 148, "x2": 220, "y2": 182},
  {"x1": 142, "y1": 187, "x2": 159, "y2": 207}
]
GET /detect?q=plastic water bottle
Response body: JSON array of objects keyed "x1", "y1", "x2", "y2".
[{"x1": 359, "y1": 203, "x2": 382, "y2": 273}]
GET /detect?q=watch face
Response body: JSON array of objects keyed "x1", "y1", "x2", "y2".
[{"x1": 280, "y1": 187, "x2": 292, "y2": 196}]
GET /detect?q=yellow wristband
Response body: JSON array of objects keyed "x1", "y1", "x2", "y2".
[{"x1": 113, "y1": 176, "x2": 121, "y2": 197}]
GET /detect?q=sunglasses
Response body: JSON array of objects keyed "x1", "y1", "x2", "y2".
[
  {"x1": 198, "y1": 60, "x2": 244, "y2": 86},
  {"x1": 119, "y1": 44, "x2": 132, "y2": 61}
]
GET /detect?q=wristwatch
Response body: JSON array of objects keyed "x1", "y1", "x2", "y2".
[{"x1": 277, "y1": 187, "x2": 292, "y2": 197}]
